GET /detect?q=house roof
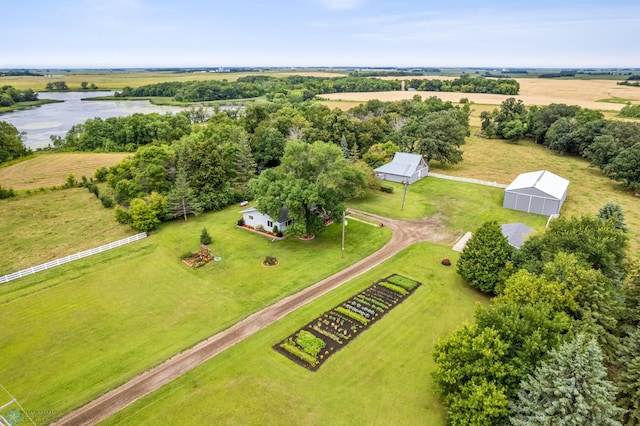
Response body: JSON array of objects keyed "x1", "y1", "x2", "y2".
[
  {"x1": 240, "y1": 206, "x2": 289, "y2": 223},
  {"x1": 373, "y1": 152, "x2": 426, "y2": 177},
  {"x1": 505, "y1": 170, "x2": 569, "y2": 200},
  {"x1": 501, "y1": 223, "x2": 535, "y2": 249}
]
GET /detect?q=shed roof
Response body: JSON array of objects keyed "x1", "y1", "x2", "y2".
[
  {"x1": 240, "y1": 206, "x2": 289, "y2": 223},
  {"x1": 505, "y1": 170, "x2": 569, "y2": 200},
  {"x1": 501, "y1": 223, "x2": 535, "y2": 249},
  {"x1": 373, "y1": 152, "x2": 426, "y2": 177}
]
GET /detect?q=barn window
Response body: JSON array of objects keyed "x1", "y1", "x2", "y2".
[{"x1": 267, "y1": 220, "x2": 273, "y2": 227}]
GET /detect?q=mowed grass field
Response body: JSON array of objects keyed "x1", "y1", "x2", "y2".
[
  {"x1": 0, "y1": 188, "x2": 134, "y2": 275},
  {"x1": 0, "y1": 153, "x2": 131, "y2": 190},
  {"x1": 103, "y1": 243, "x2": 485, "y2": 426},
  {"x1": 0, "y1": 205, "x2": 391, "y2": 420}
]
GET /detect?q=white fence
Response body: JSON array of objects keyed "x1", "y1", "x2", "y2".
[
  {"x1": 429, "y1": 172, "x2": 508, "y2": 188},
  {"x1": 0, "y1": 233, "x2": 147, "y2": 284}
]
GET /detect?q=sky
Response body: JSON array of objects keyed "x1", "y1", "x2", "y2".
[{"x1": 2, "y1": 0, "x2": 639, "y2": 69}]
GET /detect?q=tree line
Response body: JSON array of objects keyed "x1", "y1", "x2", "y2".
[
  {"x1": 0, "y1": 85, "x2": 38, "y2": 107},
  {"x1": 481, "y1": 98, "x2": 640, "y2": 191},
  {"x1": 436, "y1": 212, "x2": 638, "y2": 424},
  {"x1": 405, "y1": 75, "x2": 520, "y2": 95},
  {"x1": 59, "y1": 95, "x2": 468, "y2": 232}
]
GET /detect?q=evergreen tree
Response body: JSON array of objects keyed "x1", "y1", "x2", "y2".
[
  {"x1": 598, "y1": 202, "x2": 629, "y2": 233},
  {"x1": 340, "y1": 134, "x2": 350, "y2": 159},
  {"x1": 232, "y1": 132, "x2": 257, "y2": 192},
  {"x1": 510, "y1": 334, "x2": 624, "y2": 426},
  {"x1": 457, "y1": 221, "x2": 512, "y2": 294},
  {"x1": 165, "y1": 166, "x2": 202, "y2": 221},
  {"x1": 200, "y1": 227, "x2": 212, "y2": 245},
  {"x1": 616, "y1": 326, "x2": 640, "y2": 425}
]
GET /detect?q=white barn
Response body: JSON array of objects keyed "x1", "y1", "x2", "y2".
[
  {"x1": 240, "y1": 207, "x2": 291, "y2": 233},
  {"x1": 503, "y1": 170, "x2": 569, "y2": 216},
  {"x1": 373, "y1": 152, "x2": 429, "y2": 185}
]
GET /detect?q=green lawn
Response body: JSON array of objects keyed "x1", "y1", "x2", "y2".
[
  {"x1": 349, "y1": 177, "x2": 548, "y2": 241},
  {"x1": 103, "y1": 243, "x2": 486, "y2": 426},
  {"x1": 0, "y1": 205, "x2": 390, "y2": 419}
]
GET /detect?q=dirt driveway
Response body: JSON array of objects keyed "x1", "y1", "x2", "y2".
[{"x1": 53, "y1": 210, "x2": 450, "y2": 425}]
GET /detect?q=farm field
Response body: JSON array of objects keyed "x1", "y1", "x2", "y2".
[
  {"x1": 0, "y1": 205, "x2": 391, "y2": 420},
  {"x1": 102, "y1": 243, "x2": 485, "y2": 425},
  {"x1": 0, "y1": 187, "x2": 134, "y2": 275},
  {"x1": 0, "y1": 70, "x2": 348, "y2": 91},
  {"x1": 320, "y1": 77, "x2": 640, "y2": 110},
  {"x1": 0, "y1": 152, "x2": 130, "y2": 190}
]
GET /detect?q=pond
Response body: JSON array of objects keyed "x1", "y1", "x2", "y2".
[{"x1": 0, "y1": 92, "x2": 189, "y2": 149}]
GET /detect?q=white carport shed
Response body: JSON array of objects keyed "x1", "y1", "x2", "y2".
[
  {"x1": 503, "y1": 170, "x2": 569, "y2": 216},
  {"x1": 373, "y1": 152, "x2": 429, "y2": 185}
]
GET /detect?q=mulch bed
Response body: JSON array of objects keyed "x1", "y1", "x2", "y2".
[{"x1": 273, "y1": 273, "x2": 422, "y2": 371}]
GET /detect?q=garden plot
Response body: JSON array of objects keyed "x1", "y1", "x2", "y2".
[{"x1": 274, "y1": 274, "x2": 421, "y2": 371}]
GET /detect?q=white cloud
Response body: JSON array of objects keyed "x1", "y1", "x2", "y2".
[{"x1": 316, "y1": 0, "x2": 367, "y2": 11}]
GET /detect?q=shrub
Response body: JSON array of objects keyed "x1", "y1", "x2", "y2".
[
  {"x1": 273, "y1": 225, "x2": 279, "y2": 234},
  {"x1": 237, "y1": 218, "x2": 245, "y2": 226},
  {"x1": 200, "y1": 227, "x2": 212, "y2": 245},
  {"x1": 100, "y1": 194, "x2": 114, "y2": 208},
  {"x1": 64, "y1": 173, "x2": 77, "y2": 188},
  {"x1": 94, "y1": 166, "x2": 109, "y2": 182},
  {"x1": 264, "y1": 256, "x2": 278, "y2": 266},
  {"x1": 0, "y1": 184, "x2": 15, "y2": 199},
  {"x1": 380, "y1": 185, "x2": 394, "y2": 193},
  {"x1": 114, "y1": 205, "x2": 132, "y2": 225}
]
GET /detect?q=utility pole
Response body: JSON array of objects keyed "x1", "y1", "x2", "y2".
[
  {"x1": 341, "y1": 210, "x2": 347, "y2": 258},
  {"x1": 401, "y1": 180, "x2": 408, "y2": 211}
]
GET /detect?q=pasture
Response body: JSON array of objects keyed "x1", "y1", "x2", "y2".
[
  {"x1": 0, "y1": 153, "x2": 130, "y2": 190},
  {"x1": 103, "y1": 243, "x2": 486, "y2": 425},
  {"x1": 0, "y1": 205, "x2": 390, "y2": 419},
  {"x1": 0, "y1": 188, "x2": 134, "y2": 275}
]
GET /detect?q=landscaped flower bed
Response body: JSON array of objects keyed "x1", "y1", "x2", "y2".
[
  {"x1": 274, "y1": 273, "x2": 421, "y2": 371},
  {"x1": 182, "y1": 244, "x2": 213, "y2": 268}
]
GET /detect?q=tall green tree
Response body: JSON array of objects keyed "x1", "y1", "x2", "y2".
[
  {"x1": 251, "y1": 140, "x2": 365, "y2": 238},
  {"x1": 231, "y1": 132, "x2": 256, "y2": 194},
  {"x1": 165, "y1": 165, "x2": 202, "y2": 221},
  {"x1": 0, "y1": 121, "x2": 29, "y2": 164},
  {"x1": 402, "y1": 109, "x2": 468, "y2": 164},
  {"x1": 510, "y1": 334, "x2": 624, "y2": 426},
  {"x1": 616, "y1": 326, "x2": 640, "y2": 425},
  {"x1": 457, "y1": 221, "x2": 512, "y2": 294}
]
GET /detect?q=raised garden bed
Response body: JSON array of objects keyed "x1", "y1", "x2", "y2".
[
  {"x1": 181, "y1": 244, "x2": 214, "y2": 268},
  {"x1": 274, "y1": 273, "x2": 421, "y2": 371}
]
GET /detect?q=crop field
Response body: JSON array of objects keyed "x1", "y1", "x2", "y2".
[
  {"x1": 0, "y1": 153, "x2": 130, "y2": 190},
  {"x1": 0, "y1": 205, "x2": 391, "y2": 419},
  {"x1": 320, "y1": 78, "x2": 640, "y2": 111},
  {"x1": 103, "y1": 243, "x2": 485, "y2": 425},
  {"x1": 0, "y1": 70, "x2": 348, "y2": 91}
]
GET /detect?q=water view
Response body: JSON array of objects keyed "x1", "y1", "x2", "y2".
[{"x1": 1, "y1": 92, "x2": 187, "y2": 149}]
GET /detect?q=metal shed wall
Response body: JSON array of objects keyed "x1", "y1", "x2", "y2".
[{"x1": 503, "y1": 191, "x2": 563, "y2": 216}]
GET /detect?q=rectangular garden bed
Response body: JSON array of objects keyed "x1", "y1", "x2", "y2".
[{"x1": 274, "y1": 273, "x2": 422, "y2": 371}]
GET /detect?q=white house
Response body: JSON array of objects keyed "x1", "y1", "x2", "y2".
[
  {"x1": 240, "y1": 207, "x2": 291, "y2": 233},
  {"x1": 373, "y1": 152, "x2": 429, "y2": 184}
]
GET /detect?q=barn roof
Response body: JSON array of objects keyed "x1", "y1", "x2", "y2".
[
  {"x1": 373, "y1": 152, "x2": 426, "y2": 177},
  {"x1": 505, "y1": 170, "x2": 569, "y2": 200}
]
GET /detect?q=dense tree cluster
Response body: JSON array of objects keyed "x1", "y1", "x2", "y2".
[
  {"x1": 620, "y1": 104, "x2": 640, "y2": 119},
  {"x1": 0, "y1": 121, "x2": 30, "y2": 164},
  {"x1": 0, "y1": 85, "x2": 38, "y2": 107},
  {"x1": 435, "y1": 214, "x2": 638, "y2": 424},
  {"x1": 406, "y1": 75, "x2": 520, "y2": 95},
  {"x1": 481, "y1": 98, "x2": 640, "y2": 190},
  {"x1": 45, "y1": 81, "x2": 69, "y2": 91}
]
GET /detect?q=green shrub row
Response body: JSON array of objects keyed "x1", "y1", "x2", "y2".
[
  {"x1": 386, "y1": 274, "x2": 419, "y2": 290},
  {"x1": 280, "y1": 339, "x2": 319, "y2": 367},
  {"x1": 380, "y1": 185, "x2": 394, "y2": 193},
  {"x1": 378, "y1": 281, "x2": 408, "y2": 295},
  {"x1": 295, "y1": 330, "x2": 326, "y2": 357},
  {"x1": 334, "y1": 306, "x2": 369, "y2": 325}
]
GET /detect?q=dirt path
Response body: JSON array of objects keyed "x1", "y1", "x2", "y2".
[{"x1": 53, "y1": 210, "x2": 449, "y2": 426}]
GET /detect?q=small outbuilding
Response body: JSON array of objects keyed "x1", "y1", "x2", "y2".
[
  {"x1": 373, "y1": 152, "x2": 429, "y2": 184},
  {"x1": 503, "y1": 170, "x2": 569, "y2": 216},
  {"x1": 240, "y1": 207, "x2": 291, "y2": 233},
  {"x1": 500, "y1": 223, "x2": 535, "y2": 249}
]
